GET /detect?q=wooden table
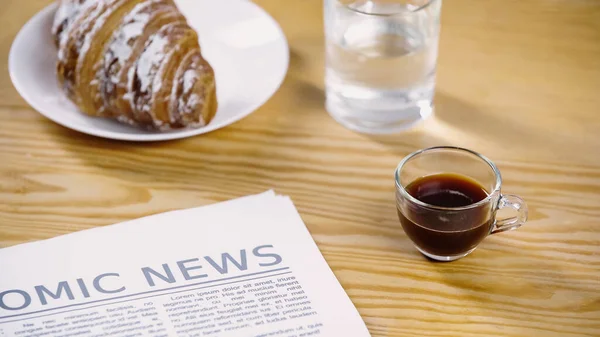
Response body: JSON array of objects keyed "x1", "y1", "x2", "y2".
[{"x1": 1, "y1": 1, "x2": 599, "y2": 336}]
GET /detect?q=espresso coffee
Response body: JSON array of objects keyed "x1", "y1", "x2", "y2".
[{"x1": 398, "y1": 173, "x2": 493, "y2": 257}]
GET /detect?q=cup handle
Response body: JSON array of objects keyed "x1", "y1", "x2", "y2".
[{"x1": 491, "y1": 194, "x2": 528, "y2": 234}]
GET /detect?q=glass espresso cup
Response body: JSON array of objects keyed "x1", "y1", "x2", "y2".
[{"x1": 395, "y1": 146, "x2": 528, "y2": 261}]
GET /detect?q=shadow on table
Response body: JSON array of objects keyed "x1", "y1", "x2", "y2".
[
  {"x1": 364, "y1": 91, "x2": 562, "y2": 160},
  {"x1": 428, "y1": 239, "x2": 565, "y2": 310},
  {"x1": 359, "y1": 92, "x2": 485, "y2": 157},
  {"x1": 285, "y1": 47, "x2": 327, "y2": 112}
]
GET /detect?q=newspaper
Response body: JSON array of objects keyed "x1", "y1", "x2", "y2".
[{"x1": 0, "y1": 191, "x2": 371, "y2": 337}]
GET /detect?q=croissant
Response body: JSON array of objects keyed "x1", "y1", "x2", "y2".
[{"x1": 52, "y1": 0, "x2": 217, "y2": 130}]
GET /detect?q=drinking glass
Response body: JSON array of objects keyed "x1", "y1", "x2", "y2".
[
  {"x1": 324, "y1": 0, "x2": 442, "y2": 134},
  {"x1": 395, "y1": 147, "x2": 529, "y2": 261}
]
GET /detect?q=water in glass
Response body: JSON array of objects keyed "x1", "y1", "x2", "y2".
[{"x1": 325, "y1": 0, "x2": 441, "y2": 133}]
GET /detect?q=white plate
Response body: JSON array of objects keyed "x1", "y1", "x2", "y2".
[{"x1": 9, "y1": 0, "x2": 289, "y2": 141}]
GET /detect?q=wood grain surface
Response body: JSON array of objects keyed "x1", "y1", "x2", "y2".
[{"x1": 1, "y1": 0, "x2": 600, "y2": 336}]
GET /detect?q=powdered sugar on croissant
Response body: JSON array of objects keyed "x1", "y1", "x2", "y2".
[{"x1": 54, "y1": 0, "x2": 217, "y2": 130}]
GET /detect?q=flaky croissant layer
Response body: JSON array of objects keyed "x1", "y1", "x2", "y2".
[{"x1": 53, "y1": 0, "x2": 217, "y2": 130}]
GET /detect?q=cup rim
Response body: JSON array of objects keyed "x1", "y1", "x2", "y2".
[
  {"x1": 394, "y1": 146, "x2": 502, "y2": 211},
  {"x1": 338, "y1": 0, "x2": 439, "y2": 16}
]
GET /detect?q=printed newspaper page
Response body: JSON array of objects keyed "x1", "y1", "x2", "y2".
[{"x1": 0, "y1": 191, "x2": 371, "y2": 337}]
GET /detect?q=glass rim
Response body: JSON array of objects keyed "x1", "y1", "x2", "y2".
[
  {"x1": 338, "y1": 0, "x2": 440, "y2": 16},
  {"x1": 394, "y1": 146, "x2": 502, "y2": 211}
]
